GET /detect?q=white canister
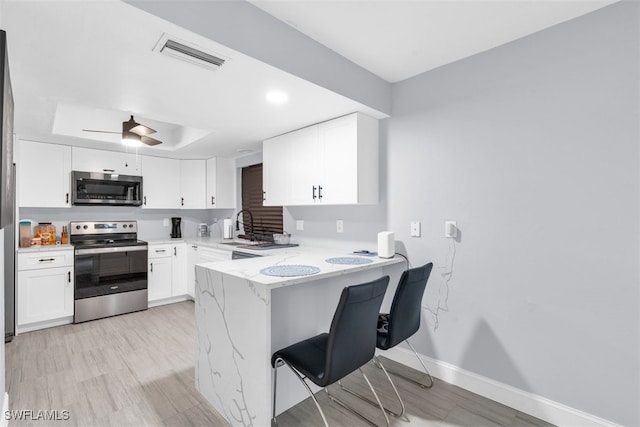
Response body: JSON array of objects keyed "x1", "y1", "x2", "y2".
[
  {"x1": 223, "y1": 218, "x2": 233, "y2": 239},
  {"x1": 377, "y1": 231, "x2": 395, "y2": 258}
]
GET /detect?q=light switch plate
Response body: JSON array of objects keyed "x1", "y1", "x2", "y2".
[
  {"x1": 336, "y1": 220, "x2": 344, "y2": 233},
  {"x1": 410, "y1": 221, "x2": 421, "y2": 237},
  {"x1": 163, "y1": 218, "x2": 169, "y2": 227},
  {"x1": 296, "y1": 220, "x2": 304, "y2": 231}
]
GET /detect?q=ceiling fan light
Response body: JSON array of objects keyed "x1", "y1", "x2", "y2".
[{"x1": 122, "y1": 131, "x2": 142, "y2": 147}]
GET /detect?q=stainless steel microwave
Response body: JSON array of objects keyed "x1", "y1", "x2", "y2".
[{"x1": 71, "y1": 171, "x2": 143, "y2": 206}]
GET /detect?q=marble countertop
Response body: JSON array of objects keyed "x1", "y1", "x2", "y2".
[
  {"x1": 17, "y1": 244, "x2": 74, "y2": 253},
  {"x1": 197, "y1": 247, "x2": 405, "y2": 289}
]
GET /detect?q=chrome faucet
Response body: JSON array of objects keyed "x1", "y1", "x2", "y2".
[{"x1": 235, "y1": 210, "x2": 254, "y2": 240}]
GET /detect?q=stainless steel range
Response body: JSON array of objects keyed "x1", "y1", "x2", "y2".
[{"x1": 70, "y1": 220, "x2": 148, "y2": 323}]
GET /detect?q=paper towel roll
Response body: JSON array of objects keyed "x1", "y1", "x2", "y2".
[
  {"x1": 223, "y1": 218, "x2": 233, "y2": 239},
  {"x1": 378, "y1": 231, "x2": 395, "y2": 258}
]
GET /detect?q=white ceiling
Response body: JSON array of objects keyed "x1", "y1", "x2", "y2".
[
  {"x1": 2, "y1": 0, "x2": 617, "y2": 159},
  {"x1": 249, "y1": 0, "x2": 617, "y2": 83}
]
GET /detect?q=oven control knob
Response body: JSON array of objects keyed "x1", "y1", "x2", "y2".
[
  {"x1": 75, "y1": 225, "x2": 81, "y2": 230},
  {"x1": 129, "y1": 223, "x2": 134, "y2": 228},
  {"x1": 83, "y1": 225, "x2": 88, "y2": 230},
  {"x1": 123, "y1": 224, "x2": 127, "y2": 228}
]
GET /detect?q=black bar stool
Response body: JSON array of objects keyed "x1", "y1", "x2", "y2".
[
  {"x1": 271, "y1": 276, "x2": 390, "y2": 427},
  {"x1": 338, "y1": 262, "x2": 434, "y2": 419}
]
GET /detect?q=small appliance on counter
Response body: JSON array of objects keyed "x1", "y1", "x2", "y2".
[
  {"x1": 223, "y1": 218, "x2": 233, "y2": 239},
  {"x1": 198, "y1": 223, "x2": 210, "y2": 238},
  {"x1": 18, "y1": 220, "x2": 32, "y2": 248},
  {"x1": 377, "y1": 231, "x2": 395, "y2": 258},
  {"x1": 170, "y1": 217, "x2": 182, "y2": 238}
]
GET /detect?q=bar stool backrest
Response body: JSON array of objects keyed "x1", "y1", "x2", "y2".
[
  {"x1": 323, "y1": 275, "x2": 389, "y2": 386},
  {"x1": 386, "y1": 263, "x2": 434, "y2": 349}
]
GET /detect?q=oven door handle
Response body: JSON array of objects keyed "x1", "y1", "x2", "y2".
[{"x1": 75, "y1": 246, "x2": 148, "y2": 255}]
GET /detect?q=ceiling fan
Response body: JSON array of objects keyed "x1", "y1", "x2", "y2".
[{"x1": 82, "y1": 115, "x2": 163, "y2": 146}]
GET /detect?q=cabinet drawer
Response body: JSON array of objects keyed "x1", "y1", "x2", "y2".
[
  {"x1": 148, "y1": 244, "x2": 172, "y2": 259},
  {"x1": 18, "y1": 250, "x2": 74, "y2": 271}
]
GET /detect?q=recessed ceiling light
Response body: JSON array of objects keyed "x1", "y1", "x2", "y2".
[{"x1": 266, "y1": 91, "x2": 288, "y2": 104}]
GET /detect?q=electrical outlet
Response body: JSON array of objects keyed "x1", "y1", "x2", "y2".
[
  {"x1": 296, "y1": 220, "x2": 304, "y2": 231},
  {"x1": 163, "y1": 218, "x2": 169, "y2": 227},
  {"x1": 410, "y1": 221, "x2": 421, "y2": 237},
  {"x1": 336, "y1": 220, "x2": 344, "y2": 233}
]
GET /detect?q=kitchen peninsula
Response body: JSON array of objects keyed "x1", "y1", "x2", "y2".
[{"x1": 194, "y1": 248, "x2": 405, "y2": 426}]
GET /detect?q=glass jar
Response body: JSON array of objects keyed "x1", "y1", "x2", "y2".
[{"x1": 34, "y1": 223, "x2": 56, "y2": 245}]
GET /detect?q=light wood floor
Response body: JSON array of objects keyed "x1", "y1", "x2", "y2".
[{"x1": 6, "y1": 301, "x2": 555, "y2": 427}]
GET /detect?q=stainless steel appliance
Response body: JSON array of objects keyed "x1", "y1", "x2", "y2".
[
  {"x1": 70, "y1": 220, "x2": 148, "y2": 323},
  {"x1": 1, "y1": 29, "x2": 16, "y2": 342},
  {"x1": 71, "y1": 171, "x2": 142, "y2": 206}
]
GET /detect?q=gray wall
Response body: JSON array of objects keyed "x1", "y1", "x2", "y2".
[
  {"x1": 388, "y1": 3, "x2": 638, "y2": 425},
  {"x1": 284, "y1": 2, "x2": 640, "y2": 425}
]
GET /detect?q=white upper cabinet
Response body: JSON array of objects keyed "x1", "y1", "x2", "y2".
[
  {"x1": 180, "y1": 160, "x2": 206, "y2": 209},
  {"x1": 18, "y1": 140, "x2": 72, "y2": 208},
  {"x1": 262, "y1": 112, "x2": 379, "y2": 206},
  {"x1": 206, "y1": 157, "x2": 236, "y2": 209},
  {"x1": 71, "y1": 146, "x2": 141, "y2": 175},
  {"x1": 141, "y1": 156, "x2": 181, "y2": 209}
]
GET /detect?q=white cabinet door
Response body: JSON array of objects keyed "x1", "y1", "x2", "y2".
[
  {"x1": 318, "y1": 114, "x2": 359, "y2": 204},
  {"x1": 180, "y1": 160, "x2": 206, "y2": 209},
  {"x1": 141, "y1": 156, "x2": 181, "y2": 209},
  {"x1": 187, "y1": 244, "x2": 198, "y2": 298},
  {"x1": 263, "y1": 133, "x2": 293, "y2": 206},
  {"x1": 206, "y1": 157, "x2": 236, "y2": 209},
  {"x1": 289, "y1": 125, "x2": 321, "y2": 205},
  {"x1": 18, "y1": 140, "x2": 71, "y2": 208},
  {"x1": 17, "y1": 266, "x2": 73, "y2": 326},
  {"x1": 171, "y1": 243, "x2": 187, "y2": 296},
  {"x1": 148, "y1": 256, "x2": 172, "y2": 302},
  {"x1": 71, "y1": 147, "x2": 141, "y2": 175},
  {"x1": 261, "y1": 113, "x2": 379, "y2": 206}
]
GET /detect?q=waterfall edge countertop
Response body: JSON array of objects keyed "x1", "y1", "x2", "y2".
[{"x1": 194, "y1": 249, "x2": 405, "y2": 426}]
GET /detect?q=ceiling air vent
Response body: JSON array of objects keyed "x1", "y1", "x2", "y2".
[{"x1": 153, "y1": 33, "x2": 228, "y2": 71}]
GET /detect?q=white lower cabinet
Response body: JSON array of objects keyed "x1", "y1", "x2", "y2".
[
  {"x1": 17, "y1": 249, "x2": 74, "y2": 333},
  {"x1": 187, "y1": 245, "x2": 231, "y2": 299},
  {"x1": 148, "y1": 242, "x2": 188, "y2": 305}
]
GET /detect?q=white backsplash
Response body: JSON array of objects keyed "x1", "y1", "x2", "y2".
[{"x1": 19, "y1": 207, "x2": 235, "y2": 242}]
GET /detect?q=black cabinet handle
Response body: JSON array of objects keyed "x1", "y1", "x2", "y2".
[
  {"x1": 143, "y1": 196, "x2": 147, "y2": 206},
  {"x1": 262, "y1": 191, "x2": 266, "y2": 202},
  {"x1": 39, "y1": 258, "x2": 55, "y2": 262},
  {"x1": 318, "y1": 185, "x2": 323, "y2": 200},
  {"x1": 66, "y1": 193, "x2": 69, "y2": 204},
  {"x1": 150, "y1": 262, "x2": 153, "y2": 273},
  {"x1": 103, "y1": 169, "x2": 115, "y2": 173},
  {"x1": 155, "y1": 249, "x2": 166, "y2": 253},
  {"x1": 174, "y1": 247, "x2": 177, "y2": 256},
  {"x1": 211, "y1": 196, "x2": 215, "y2": 205},
  {"x1": 181, "y1": 197, "x2": 184, "y2": 206},
  {"x1": 68, "y1": 271, "x2": 71, "y2": 283},
  {"x1": 312, "y1": 186, "x2": 317, "y2": 200}
]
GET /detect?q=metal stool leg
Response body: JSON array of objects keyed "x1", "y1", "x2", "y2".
[
  {"x1": 336, "y1": 356, "x2": 408, "y2": 420},
  {"x1": 378, "y1": 340, "x2": 434, "y2": 389},
  {"x1": 272, "y1": 358, "x2": 329, "y2": 427},
  {"x1": 325, "y1": 368, "x2": 391, "y2": 427}
]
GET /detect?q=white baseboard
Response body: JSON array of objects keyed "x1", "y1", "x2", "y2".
[
  {"x1": 148, "y1": 295, "x2": 189, "y2": 308},
  {"x1": 1, "y1": 392, "x2": 9, "y2": 427},
  {"x1": 380, "y1": 346, "x2": 622, "y2": 427}
]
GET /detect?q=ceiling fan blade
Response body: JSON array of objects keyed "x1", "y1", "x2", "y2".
[
  {"x1": 82, "y1": 129, "x2": 120, "y2": 134},
  {"x1": 141, "y1": 135, "x2": 162, "y2": 146},
  {"x1": 130, "y1": 123, "x2": 156, "y2": 136}
]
